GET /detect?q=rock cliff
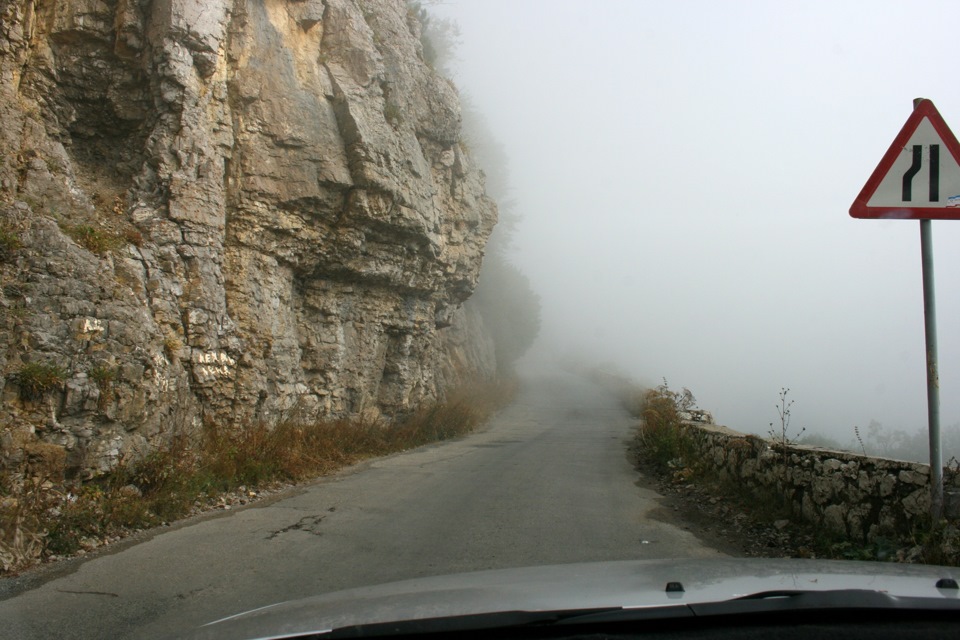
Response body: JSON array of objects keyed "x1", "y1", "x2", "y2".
[{"x1": 0, "y1": 0, "x2": 498, "y2": 477}]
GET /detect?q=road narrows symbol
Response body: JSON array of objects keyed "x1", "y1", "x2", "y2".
[
  {"x1": 903, "y1": 145, "x2": 923, "y2": 202},
  {"x1": 901, "y1": 144, "x2": 942, "y2": 202},
  {"x1": 930, "y1": 144, "x2": 940, "y2": 201}
]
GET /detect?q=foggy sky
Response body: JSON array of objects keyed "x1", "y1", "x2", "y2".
[{"x1": 433, "y1": 0, "x2": 960, "y2": 447}]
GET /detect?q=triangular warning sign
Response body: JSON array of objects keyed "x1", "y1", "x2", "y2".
[{"x1": 850, "y1": 99, "x2": 960, "y2": 220}]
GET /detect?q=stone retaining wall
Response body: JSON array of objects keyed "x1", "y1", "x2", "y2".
[{"x1": 680, "y1": 422, "x2": 959, "y2": 541}]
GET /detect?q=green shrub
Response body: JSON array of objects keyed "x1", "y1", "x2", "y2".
[
  {"x1": 89, "y1": 365, "x2": 117, "y2": 388},
  {"x1": 8, "y1": 362, "x2": 67, "y2": 402},
  {"x1": 63, "y1": 224, "x2": 123, "y2": 255},
  {"x1": 122, "y1": 227, "x2": 143, "y2": 247},
  {"x1": 163, "y1": 335, "x2": 183, "y2": 357},
  {"x1": 635, "y1": 381, "x2": 697, "y2": 474},
  {"x1": 89, "y1": 365, "x2": 118, "y2": 409},
  {"x1": 0, "y1": 225, "x2": 21, "y2": 261},
  {"x1": 383, "y1": 101, "x2": 403, "y2": 126}
]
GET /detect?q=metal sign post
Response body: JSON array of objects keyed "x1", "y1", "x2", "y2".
[
  {"x1": 850, "y1": 97, "x2": 960, "y2": 522},
  {"x1": 919, "y1": 217, "x2": 943, "y2": 521}
]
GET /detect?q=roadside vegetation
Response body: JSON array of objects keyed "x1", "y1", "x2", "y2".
[
  {"x1": 628, "y1": 381, "x2": 959, "y2": 565},
  {"x1": 0, "y1": 379, "x2": 516, "y2": 575},
  {"x1": 631, "y1": 381, "x2": 698, "y2": 477}
]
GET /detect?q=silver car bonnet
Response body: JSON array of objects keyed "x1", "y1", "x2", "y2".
[{"x1": 181, "y1": 557, "x2": 960, "y2": 640}]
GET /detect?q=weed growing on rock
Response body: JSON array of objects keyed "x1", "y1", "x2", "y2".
[
  {"x1": 163, "y1": 335, "x2": 183, "y2": 357},
  {"x1": 90, "y1": 365, "x2": 118, "y2": 411},
  {"x1": 122, "y1": 227, "x2": 143, "y2": 247},
  {"x1": 383, "y1": 101, "x2": 403, "y2": 126},
  {"x1": 0, "y1": 223, "x2": 21, "y2": 261},
  {"x1": 8, "y1": 362, "x2": 67, "y2": 403},
  {"x1": 63, "y1": 224, "x2": 124, "y2": 255}
]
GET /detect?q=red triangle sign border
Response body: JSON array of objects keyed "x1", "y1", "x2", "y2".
[{"x1": 850, "y1": 99, "x2": 960, "y2": 220}]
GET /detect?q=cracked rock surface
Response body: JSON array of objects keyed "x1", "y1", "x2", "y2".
[{"x1": 0, "y1": 0, "x2": 497, "y2": 477}]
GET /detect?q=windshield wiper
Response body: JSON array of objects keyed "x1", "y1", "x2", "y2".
[
  {"x1": 316, "y1": 608, "x2": 629, "y2": 639},
  {"x1": 549, "y1": 588, "x2": 960, "y2": 629},
  {"x1": 690, "y1": 588, "x2": 960, "y2": 617}
]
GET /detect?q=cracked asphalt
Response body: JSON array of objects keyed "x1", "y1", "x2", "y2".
[{"x1": 0, "y1": 372, "x2": 727, "y2": 639}]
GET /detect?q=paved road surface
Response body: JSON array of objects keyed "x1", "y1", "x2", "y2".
[{"x1": 0, "y1": 372, "x2": 726, "y2": 639}]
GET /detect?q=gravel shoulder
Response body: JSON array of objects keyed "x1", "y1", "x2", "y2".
[{"x1": 630, "y1": 443, "x2": 812, "y2": 560}]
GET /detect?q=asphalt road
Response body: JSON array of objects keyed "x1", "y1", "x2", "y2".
[{"x1": 0, "y1": 372, "x2": 726, "y2": 639}]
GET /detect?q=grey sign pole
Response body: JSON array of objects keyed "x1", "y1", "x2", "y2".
[
  {"x1": 919, "y1": 216, "x2": 943, "y2": 522},
  {"x1": 914, "y1": 96, "x2": 943, "y2": 523}
]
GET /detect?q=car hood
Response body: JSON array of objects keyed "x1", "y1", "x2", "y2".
[{"x1": 181, "y1": 558, "x2": 960, "y2": 640}]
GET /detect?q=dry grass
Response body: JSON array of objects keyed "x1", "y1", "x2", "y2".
[
  {"x1": 7, "y1": 362, "x2": 67, "y2": 403},
  {"x1": 0, "y1": 379, "x2": 516, "y2": 574},
  {"x1": 0, "y1": 223, "x2": 21, "y2": 261},
  {"x1": 62, "y1": 224, "x2": 125, "y2": 255},
  {"x1": 634, "y1": 382, "x2": 697, "y2": 475}
]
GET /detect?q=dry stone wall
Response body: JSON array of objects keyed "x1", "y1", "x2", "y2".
[
  {"x1": 681, "y1": 422, "x2": 960, "y2": 541},
  {"x1": 0, "y1": 0, "x2": 498, "y2": 478}
]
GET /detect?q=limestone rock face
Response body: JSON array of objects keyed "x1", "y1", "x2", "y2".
[{"x1": 0, "y1": 0, "x2": 497, "y2": 476}]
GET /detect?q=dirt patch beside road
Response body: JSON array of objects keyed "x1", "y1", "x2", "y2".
[
  {"x1": 634, "y1": 475, "x2": 802, "y2": 558},
  {"x1": 632, "y1": 449, "x2": 814, "y2": 560}
]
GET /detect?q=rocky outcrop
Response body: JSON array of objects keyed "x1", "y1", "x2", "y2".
[{"x1": 0, "y1": 0, "x2": 498, "y2": 477}]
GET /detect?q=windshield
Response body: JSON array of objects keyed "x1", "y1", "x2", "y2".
[{"x1": 1, "y1": 1, "x2": 959, "y2": 639}]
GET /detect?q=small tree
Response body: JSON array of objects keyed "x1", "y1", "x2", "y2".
[{"x1": 768, "y1": 387, "x2": 804, "y2": 480}]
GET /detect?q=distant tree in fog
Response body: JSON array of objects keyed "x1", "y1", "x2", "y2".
[
  {"x1": 407, "y1": 1, "x2": 460, "y2": 75},
  {"x1": 409, "y1": 1, "x2": 542, "y2": 373},
  {"x1": 473, "y1": 254, "x2": 541, "y2": 373},
  {"x1": 458, "y1": 92, "x2": 541, "y2": 372}
]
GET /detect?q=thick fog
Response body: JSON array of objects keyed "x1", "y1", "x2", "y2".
[{"x1": 432, "y1": 0, "x2": 960, "y2": 451}]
